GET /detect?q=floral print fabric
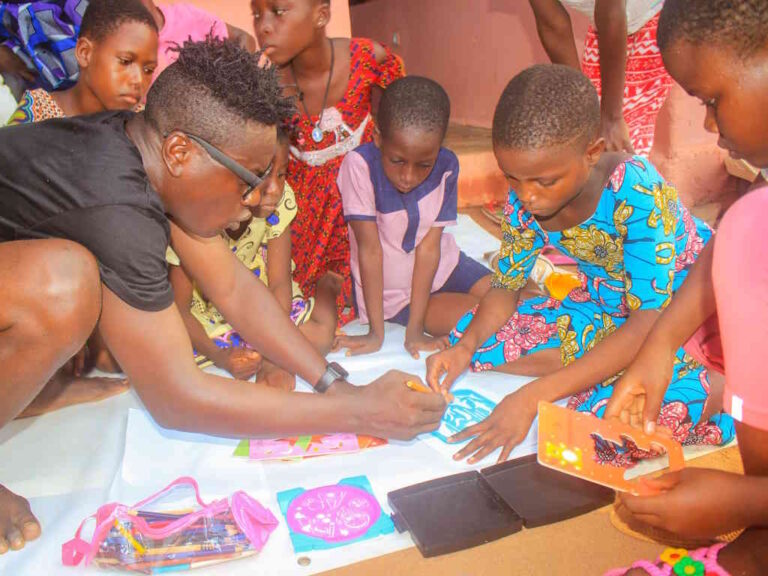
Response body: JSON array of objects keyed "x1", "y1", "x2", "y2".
[{"x1": 451, "y1": 156, "x2": 734, "y2": 458}]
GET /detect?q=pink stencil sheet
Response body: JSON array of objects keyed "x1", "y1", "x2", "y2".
[
  {"x1": 285, "y1": 484, "x2": 382, "y2": 542},
  {"x1": 249, "y1": 434, "x2": 361, "y2": 461}
]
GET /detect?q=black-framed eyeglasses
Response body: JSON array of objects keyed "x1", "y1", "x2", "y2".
[{"x1": 185, "y1": 133, "x2": 273, "y2": 201}]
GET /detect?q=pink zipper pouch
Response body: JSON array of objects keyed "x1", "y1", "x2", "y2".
[{"x1": 62, "y1": 476, "x2": 278, "y2": 573}]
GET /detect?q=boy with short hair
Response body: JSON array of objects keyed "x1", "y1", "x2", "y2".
[{"x1": 336, "y1": 76, "x2": 491, "y2": 358}]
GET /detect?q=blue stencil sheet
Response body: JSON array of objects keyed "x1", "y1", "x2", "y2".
[
  {"x1": 432, "y1": 389, "x2": 497, "y2": 443},
  {"x1": 277, "y1": 475, "x2": 395, "y2": 553}
]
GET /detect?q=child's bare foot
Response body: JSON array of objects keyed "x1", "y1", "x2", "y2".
[
  {"x1": 317, "y1": 271, "x2": 343, "y2": 298},
  {"x1": 17, "y1": 373, "x2": 129, "y2": 419},
  {"x1": 0, "y1": 485, "x2": 40, "y2": 554}
]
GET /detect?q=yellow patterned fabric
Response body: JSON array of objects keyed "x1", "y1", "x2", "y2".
[
  {"x1": 7, "y1": 88, "x2": 64, "y2": 125},
  {"x1": 167, "y1": 185, "x2": 314, "y2": 351}
]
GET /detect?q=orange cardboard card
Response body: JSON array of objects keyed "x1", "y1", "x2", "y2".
[{"x1": 537, "y1": 402, "x2": 684, "y2": 495}]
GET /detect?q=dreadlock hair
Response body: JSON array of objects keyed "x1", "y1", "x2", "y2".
[
  {"x1": 658, "y1": 0, "x2": 768, "y2": 56},
  {"x1": 79, "y1": 0, "x2": 157, "y2": 43},
  {"x1": 377, "y1": 76, "x2": 451, "y2": 140},
  {"x1": 492, "y1": 64, "x2": 600, "y2": 150},
  {"x1": 144, "y1": 36, "x2": 296, "y2": 148}
]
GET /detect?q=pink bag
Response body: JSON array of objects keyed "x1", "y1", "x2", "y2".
[{"x1": 62, "y1": 477, "x2": 278, "y2": 573}]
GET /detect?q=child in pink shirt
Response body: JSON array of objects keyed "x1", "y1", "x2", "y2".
[
  {"x1": 140, "y1": 1, "x2": 255, "y2": 82},
  {"x1": 336, "y1": 77, "x2": 491, "y2": 358},
  {"x1": 605, "y1": 1, "x2": 768, "y2": 573}
]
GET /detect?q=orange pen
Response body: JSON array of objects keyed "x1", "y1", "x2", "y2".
[{"x1": 406, "y1": 380, "x2": 454, "y2": 403}]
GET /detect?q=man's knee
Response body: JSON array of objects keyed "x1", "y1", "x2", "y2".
[
  {"x1": 13, "y1": 240, "x2": 102, "y2": 347},
  {"x1": 41, "y1": 239, "x2": 101, "y2": 324}
]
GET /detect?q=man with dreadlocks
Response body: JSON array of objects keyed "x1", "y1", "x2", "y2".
[{"x1": 0, "y1": 37, "x2": 445, "y2": 554}]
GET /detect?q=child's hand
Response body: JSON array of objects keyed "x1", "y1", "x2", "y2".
[
  {"x1": 404, "y1": 329, "x2": 448, "y2": 360},
  {"x1": 604, "y1": 335, "x2": 676, "y2": 435},
  {"x1": 619, "y1": 468, "x2": 751, "y2": 539},
  {"x1": 425, "y1": 343, "x2": 473, "y2": 392},
  {"x1": 217, "y1": 347, "x2": 262, "y2": 380},
  {"x1": 601, "y1": 115, "x2": 634, "y2": 154},
  {"x1": 448, "y1": 389, "x2": 537, "y2": 464},
  {"x1": 258, "y1": 361, "x2": 296, "y2": 391},
  {"x1": 0, "y1": 46, "x2": 36, "y2": 82},
  {"x1": 332, "y1": 332, "x2": 383, "y2": 357}
]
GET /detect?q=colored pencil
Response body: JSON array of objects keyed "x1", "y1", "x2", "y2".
[
  {"x1": 406, "y1": 380, "x2": 454, "y2": 402},
  {"x1": 141, "y1": 537, "x2": 248, "y2": 556},
  {"x1": 138, "y1": 545, "x2": 246, "y2": 562},
  {"x1": 151, "y1": 550, "x2": 257, "y2": 573},
  {"x1": 125, "y1": 550, "x2": 252, "y2": 571},
  {"x1": 114, "y1": 519, "x2": 146, "y2": 554}
]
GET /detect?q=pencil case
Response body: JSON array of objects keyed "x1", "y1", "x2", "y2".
[{"x1": 62, "y1": 476, "x2": 279, "y2": 573}]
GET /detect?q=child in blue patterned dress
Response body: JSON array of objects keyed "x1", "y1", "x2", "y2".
[{"x1": 426, "y1": 64, "x2": 733, "y2": 464}]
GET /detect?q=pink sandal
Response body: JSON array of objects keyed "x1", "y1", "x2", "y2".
[{"x1": 605, "y1": 544, "x2": 731, "y2": 576}]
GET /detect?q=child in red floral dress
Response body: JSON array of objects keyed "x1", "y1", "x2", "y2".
[{"x1": 251, "y1": 0, "x2": 404, "y2": 321}]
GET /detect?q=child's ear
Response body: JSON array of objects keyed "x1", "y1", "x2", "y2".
[
  {"x1": 373, "y1": 127, "x2": 382, "y2": 148},
  {"x1": 314, "y1": 1, "x2": 330, "y2": 28},
  {"x1": 585, "y1": 136, "x2": 606, "y2": 167},
  {"x1": 75, "y1": 36, "x2": 95, "y2": 70}
]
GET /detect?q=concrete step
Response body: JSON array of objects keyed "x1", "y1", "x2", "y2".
[{"x1": 444, "y1": 124, "x2": 507, "y2": 208}]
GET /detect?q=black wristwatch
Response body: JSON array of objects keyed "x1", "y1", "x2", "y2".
[{"x1": 314, "y1": 362, "x2": 349, "y2": 393}]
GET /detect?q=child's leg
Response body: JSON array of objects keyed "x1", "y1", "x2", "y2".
[
  {"x1": 718, "y1": 528, "x2": 768, "y2": 576},
  {"x1": 449, "y1": 294, "x2": 564, "y2": 376},
  {"x1": 424, "y1": 274, "x2": 560, "y2": 374},
  {"x1": 0, "y1": 239, "x2": 103, "y2": 552},
  {"x1": 422, "y1": 255, "x2": 495, "y2": 338},
  {"x1": 422, "y1": 292, "x2": 484, "y2": 338},
  {"x1": 467, "y1": 273, "x2": 492, "y2": 298},
  {"x1": 569, "y1": 349, "x2": 733, "y2": 468},
  {"x1": 298, "y1": 272, "x2": 341, "y2": 355},
  {"x1": 716, "y1": 421, "x2": 768, "y2": 573}
]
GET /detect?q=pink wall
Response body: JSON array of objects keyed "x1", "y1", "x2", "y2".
[
  {"x1": 162, "y1": 0, "x2": 351, "y2": 38},
  {"x1": 351, "y1": 0, "x2": 587, "y2": 127}
]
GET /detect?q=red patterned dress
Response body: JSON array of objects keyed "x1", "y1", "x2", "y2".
[
  {"x1": 287, "y1": 38, "x2": 404, "y2": 322},
  {"x1": 581, "y1": 12, "x2": 674, "y2": 156}
]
